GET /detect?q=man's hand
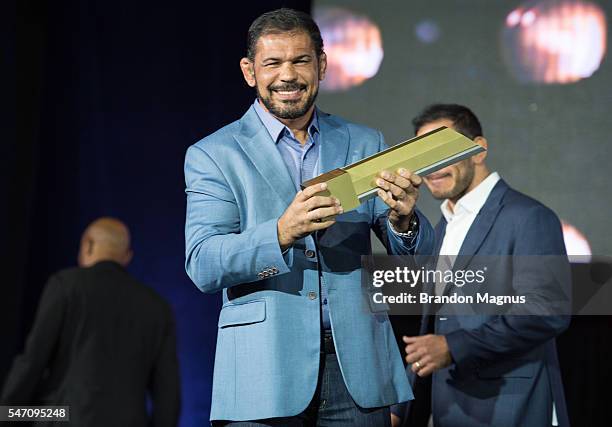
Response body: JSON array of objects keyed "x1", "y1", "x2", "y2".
[
  {"x1": 376, "y1": 168, "x2": 422, "y2": 232},
  {"x1": 277, "y1": 183, "x2": 343, "y2": 251},
  {"x1": 403, "y1": 334, "x2": 452, "y2": 377}
]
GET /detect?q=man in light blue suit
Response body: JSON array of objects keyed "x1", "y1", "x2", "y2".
[
  {"x1": 184, "y1": 8, "x2": 434, "y2": 426},
  {"x1": 392, "y1": 104, "x2": 570, "y2": 427}
]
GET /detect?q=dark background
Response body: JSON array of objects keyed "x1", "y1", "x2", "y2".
[
  {"x1": 6, "y1": 1, "x2": 309, "y2": 425},
  {"x1": 316, "y1": 0, "x2": 612, "y2": 256},
  {"x1": 313, "y1": 1, "x2": 612, "y2": 425},
  {"x1": 5, "y1": 0, "x2": 611, "y2": 425}
]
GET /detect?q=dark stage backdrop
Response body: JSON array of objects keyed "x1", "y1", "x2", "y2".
[
  {"x1": 315, "y1": 0, "x2": 612, "y2": 256},
  {"x1": 313, "y1": 1, "x2": 612, "y2": 425},
  {"x1": 8, "y1": 1, "x2": 308, "y2": 425}
]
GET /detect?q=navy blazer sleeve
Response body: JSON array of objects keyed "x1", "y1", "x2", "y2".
[{"x1": 445, "y1": 204, "x2": 571, "y2": 370}]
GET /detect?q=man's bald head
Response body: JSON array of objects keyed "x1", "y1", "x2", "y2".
[{"x1": 78, "y1": 217, "x2": 133, "y2": 267}]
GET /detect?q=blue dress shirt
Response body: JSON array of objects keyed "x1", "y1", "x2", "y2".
[{"x1": 253, "y1": 100, "x2": 333, "y2": 329}]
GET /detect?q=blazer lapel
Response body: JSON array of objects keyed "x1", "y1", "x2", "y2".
[
  {"x1": 233, "y1": 106, "x2": 296, "y2": 207},
  {"x1": 452, "y1": 180, "x2": 509, "y2": 273},
  {"x1": 317, "y1": 110, "x2": 350, "y2": 174},
  {"x1": 421, "y1": 217, "x2": 448, "y2": 316},
  {"x1": 433, "y1": 217, "x2": 447, "y2": 257}
]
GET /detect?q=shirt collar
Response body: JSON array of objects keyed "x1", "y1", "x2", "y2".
[
  {"x1": 440, "y1": 172, "x2": 501, "y2": 222},
  {"x1": 253, "y1": 99, "x2": 319, "y2": 144}
]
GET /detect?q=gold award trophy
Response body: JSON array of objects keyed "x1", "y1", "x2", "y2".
[{"x1": 301, "y1": 126, "x2": 485, "y2": 211}]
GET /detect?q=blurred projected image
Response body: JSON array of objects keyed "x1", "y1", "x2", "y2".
[
  {"x1": 313, "y1": 7, "x2": 384, "y2": 91},
  {"x1": 562, "y1": 220, "x2": 593, "y2": 258},
  {"x1": 502, "y1": 0, "x2": 607, "y2": 84},
  {"x1": 315, "y1": 0, "x2": 612, "y2": 255},
  {"x1": 415, "y1": 20, "x2": 442, "y2": 44}
]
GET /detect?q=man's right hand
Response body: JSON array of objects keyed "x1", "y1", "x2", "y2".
[{"x1": 277, "y1": 183, "x2": 343, "y2": 251}]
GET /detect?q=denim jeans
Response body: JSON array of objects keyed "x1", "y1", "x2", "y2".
[{"x1": 216, "y1": 352, "x2": 390, "y2": 427}]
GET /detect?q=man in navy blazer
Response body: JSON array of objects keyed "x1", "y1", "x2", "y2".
[
  {"x1": 184, "y1": 8, "x2": 434, "y2": 426},
  {"x1": 392, "y1": 104, "x2": 570, "y2": 427}
]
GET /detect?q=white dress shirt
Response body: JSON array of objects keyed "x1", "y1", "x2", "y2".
[
  {"x1": 438, "y1": 171, "x2": 500, "y2": 257},
  {"x1": 434, "y1": 171, "x2": 558, "y2": 426},
  {"x1": 434, "y1": 172, "x2": 500, "y2": 296}
]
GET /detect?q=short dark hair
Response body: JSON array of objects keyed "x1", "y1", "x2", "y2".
[
  {"x1": 247, "y1": 8, "x2": 324, "y2": 61},
  {"x1": 412, "y1": 104, "x2": 483, "y2": 140}
]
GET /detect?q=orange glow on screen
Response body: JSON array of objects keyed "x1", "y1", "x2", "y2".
[
  {"x1": 502, "y1": 0, "x2": 607, "y2": 84},
  {"x1": 562, "y1": 220, "x2": 592, "y2": 258},
  {"x1": 314, "y1": 7, "x2": 384, "y2": 91}
]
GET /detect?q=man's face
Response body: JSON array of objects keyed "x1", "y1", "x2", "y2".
[
  {"x1": 417, "y1": 118, "x2": 476, "y2": 201},
  {"x1": 241, "y1": 31, "x2": 326, "y2": 120}
]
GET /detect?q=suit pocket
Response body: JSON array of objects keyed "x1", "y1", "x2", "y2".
[
  {"x1": 218, "y1": 299, "x2": 266, "y2": 328},
  {"x1": 477, "y1": 359, "x2": 536, "y2": 379},
  {"x1": 367, "y1": 291, "x2": 390, "y2": 313}
]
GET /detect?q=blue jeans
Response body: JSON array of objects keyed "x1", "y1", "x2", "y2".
[{"x1": 217, "y1": 352, "x2": 391, "y2": 427}]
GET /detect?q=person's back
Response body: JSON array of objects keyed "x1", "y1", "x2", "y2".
[{"x1": 2, "y1": 218, "x2": 180, "y2": 427}]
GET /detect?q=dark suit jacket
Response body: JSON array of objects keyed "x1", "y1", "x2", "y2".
[
  {"x1": 1, "y1": 261, "x2": 180, "y2": 427},
  {"x1": 400, "y1": 179, "x2": 571, "y2": 427}
]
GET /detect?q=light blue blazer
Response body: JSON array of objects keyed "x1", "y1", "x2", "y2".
[{"x1": 184, "y1": 105, "x2": 434, "y2": 422}]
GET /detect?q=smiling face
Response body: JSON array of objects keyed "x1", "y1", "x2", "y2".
[
  {"x1": 417, "y1": 118, "x2": 477, "y2": 202},
  {"x1": 240, "y1": 31, "x2": 326, "y2": 122}
]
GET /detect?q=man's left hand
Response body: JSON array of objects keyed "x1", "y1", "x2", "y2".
[
  {"x1": 376, "y1": 168, "x2": 421, "y2": 232},
  {"x1": 403, "y1": 334, "x2": 452, "y2": 377}
]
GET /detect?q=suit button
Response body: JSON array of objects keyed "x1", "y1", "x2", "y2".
[
  {"x1": 305, "y1": 249, "x2": 316, "y2": 258},
  {"x1": 257, "y1": 273, "x2": 265, "y2": 279},
  {"x1": 308, "y1": 291, "x2": 317, "y2": 300},
  {"x1": 271, "y1": 267, "x2": 279, "y2": 274}
]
